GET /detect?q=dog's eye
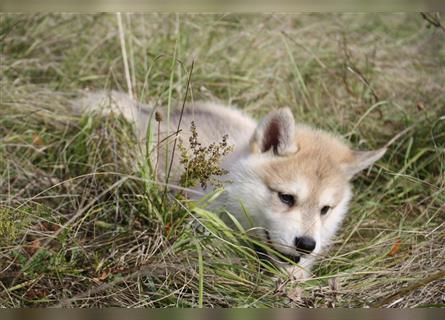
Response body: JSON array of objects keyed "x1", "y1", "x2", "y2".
[
  {"x1": 320, "y1": 206, "x2": 331, "y2": 215},
  {"x1": 278, "y1": 192, "x2": 295, "y2": 206}
]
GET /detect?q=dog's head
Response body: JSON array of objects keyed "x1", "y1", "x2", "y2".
[{"x1": 227, "y1": 108, "x2": 386, "y2": 268}]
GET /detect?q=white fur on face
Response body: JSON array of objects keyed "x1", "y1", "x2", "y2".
[
  {"x1": 320, "y1": 187, "x2": 337, "y2": 208},
  {"x1": 272, "y1": 178, "x2": 310, "y2": 203},
  {"x1": 319, "y1": 185, "x2": 352, "y2": 251}
]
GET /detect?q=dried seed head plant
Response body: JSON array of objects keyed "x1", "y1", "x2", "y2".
[{"x1": 178, "y1": 121, "x2": 233, "y2": 190}]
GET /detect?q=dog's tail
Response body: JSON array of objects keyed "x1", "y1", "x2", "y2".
[
  {"x1": 72, "y1": 90, "x2": 153, "y2": 125},
  {"x1": 72, "y1": 90, "x2": 154, "y2": 140}
]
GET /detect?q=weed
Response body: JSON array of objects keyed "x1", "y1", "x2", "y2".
[{"x1": 178, "y1": 121, "x2": 233, "y2": 190}]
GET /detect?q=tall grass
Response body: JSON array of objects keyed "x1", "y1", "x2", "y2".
[{"x1": 0, "y1": 13, "x2": 444, "y2": 307}]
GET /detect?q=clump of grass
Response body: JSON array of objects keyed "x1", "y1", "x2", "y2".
[
  {"x1": 178, "y1": 121, "x2": 233, "y2": 189},
  {"x1": 0, "y1": 206, "x2": 22, "y2": 244}
]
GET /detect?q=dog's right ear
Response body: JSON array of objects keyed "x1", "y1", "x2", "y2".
[
  {"x1": 342, "y1": 148, "x2": 387, "y2": 179},
  {"x1": 250, "y1": 108, "x2": 298, "y2": 156}
]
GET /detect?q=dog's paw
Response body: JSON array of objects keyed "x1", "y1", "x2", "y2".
[
  {"x1": 274, "y1": 275, "x2": 303, "y2": 303},
  {"x1": 284, "y1": 265, "x2": 311, "y2": 282}
]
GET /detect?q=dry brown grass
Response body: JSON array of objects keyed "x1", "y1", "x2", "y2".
[{"x1": 0, "y1": 13, "x2": 444, "y2": 307}]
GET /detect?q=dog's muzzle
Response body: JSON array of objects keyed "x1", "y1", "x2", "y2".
[{"x1": 256, "y1": 230, "x2": 301, "y2": 264}]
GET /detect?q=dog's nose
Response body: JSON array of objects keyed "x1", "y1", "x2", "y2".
[{"x1": 294, "y1": 236, "x2": 316, "y2": 253}]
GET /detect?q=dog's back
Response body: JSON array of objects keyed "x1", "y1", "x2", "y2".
[{"x1": 74, "y1": 90, "x2": 257, "y2": 182}]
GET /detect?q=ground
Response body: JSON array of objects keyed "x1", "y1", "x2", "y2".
[{"x1": 0, "y1": 13, "x2": 444, "y2": 307}]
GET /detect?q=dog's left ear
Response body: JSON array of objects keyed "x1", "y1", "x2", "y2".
[
  {"x1": 250, "y1": 108, "x2": 298, "y2": 156},
  {"x1": 342, "y1": 148, "x2": 386, "y2": 179}
]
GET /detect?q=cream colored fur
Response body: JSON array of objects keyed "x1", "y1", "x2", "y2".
[{"x1": 74, "y1": 90, "x2": 386, "y2": 280}]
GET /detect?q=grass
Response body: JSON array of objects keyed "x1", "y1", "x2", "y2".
[{"x1": 1, "y1": 13, "x2": 444, "y2": 307}]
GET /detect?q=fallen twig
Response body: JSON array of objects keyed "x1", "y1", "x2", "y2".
[{"x1": 372, "y1": 268, "x2": 445, "y2": 307}]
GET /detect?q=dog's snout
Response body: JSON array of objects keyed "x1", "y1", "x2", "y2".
[{"x1": 294, "y1": 236, "x2": 316, "y2": 253}]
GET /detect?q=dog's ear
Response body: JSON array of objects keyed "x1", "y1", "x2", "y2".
[
  {"x1": 250, "y1": 108, "x2": 298, "y2": 156},
  {"x1": 342, "y1": 148, "x2": 386, "y2": 179}
]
